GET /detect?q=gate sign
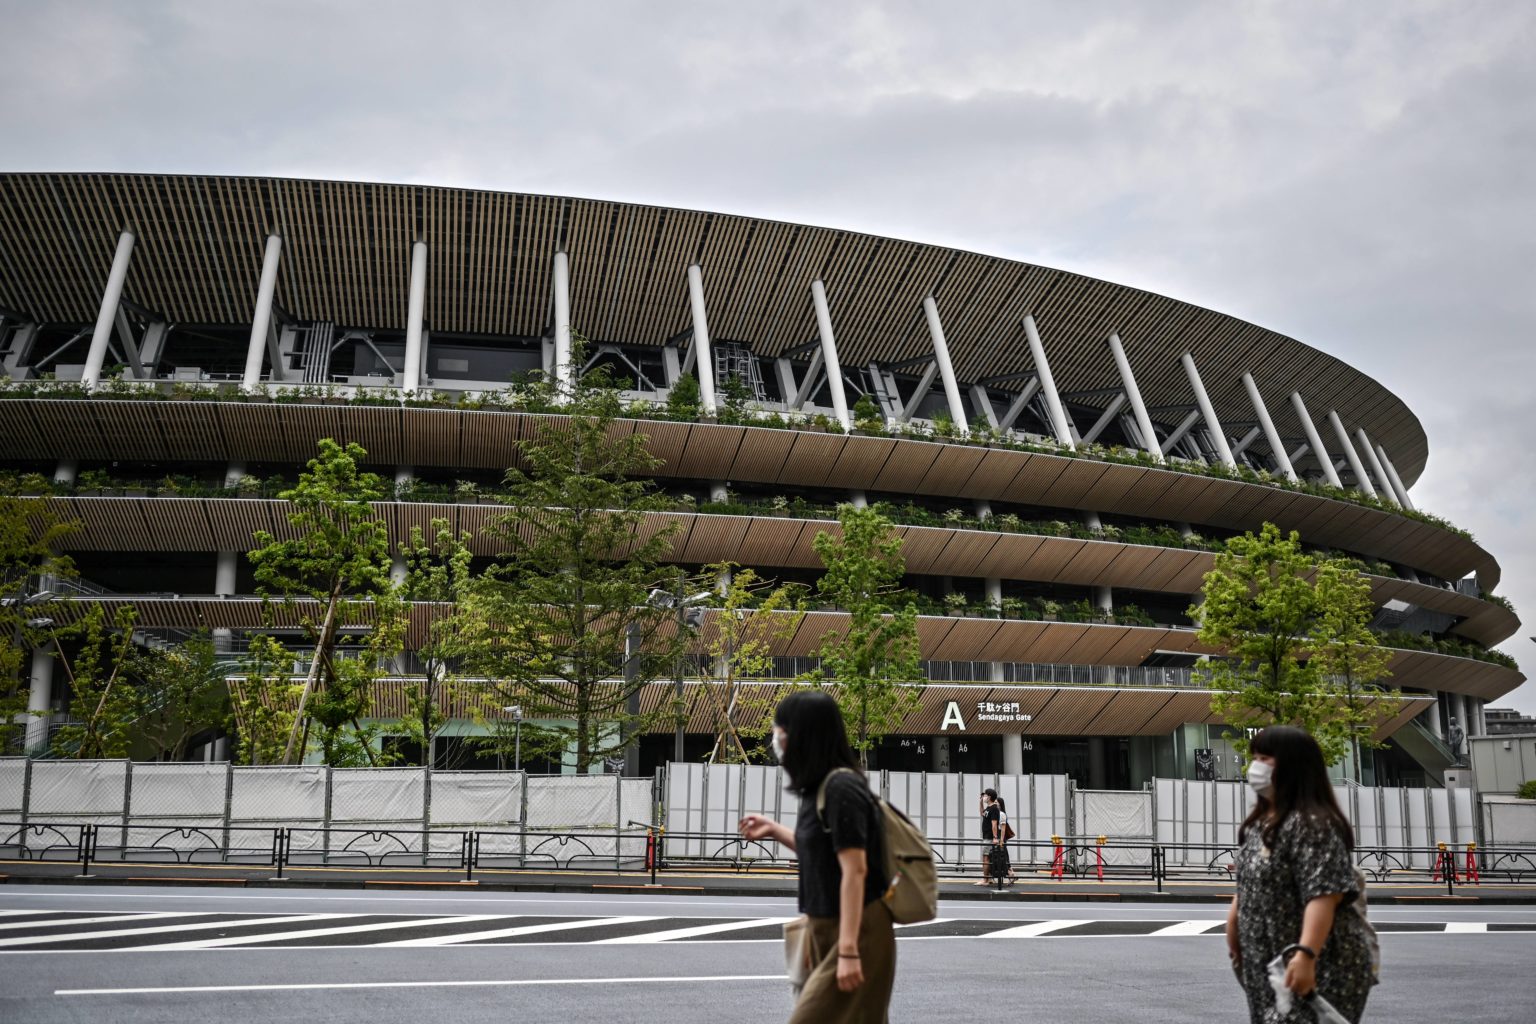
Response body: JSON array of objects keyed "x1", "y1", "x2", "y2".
[
  {"x1": 976, "y1": 701, "x2": 1033, "y2": 724},
  {"x1": 940, "y1": 701, "x2": 967, "y2": 731}
]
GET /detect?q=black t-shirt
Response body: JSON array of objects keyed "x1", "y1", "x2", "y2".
[
  {"x1": 981, "y1": 803, "x2": 1000, "y2": 842},
  {"x1": 794, "y1": 769, "x2": 888, "y2": 917}
]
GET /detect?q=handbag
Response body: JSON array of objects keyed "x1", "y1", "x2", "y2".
[{"x1": 783, "y1": 915, "x2": 813, "y2": 994}]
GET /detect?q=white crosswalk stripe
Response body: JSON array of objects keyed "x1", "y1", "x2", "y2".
[
  {"x1": 980, "y1": 920, "x2": 1082, "y2": 938},
  {"x1": 0, "y1": 912, "x2": 196, "y2": 932},
  {"x1": 0, "y1": 913, "x2": 345, "y2": 948},
  {"x1": 134, "y1": 915, "x2": 500, "y2": 951},
  {"x1": 1150, "y1": 920, "x2": 1224, "y2": 936},
  {"x1": 375, "y1": 915, "x2": 661, "y2": 947},
  {"x1": 0, "y1": 912, "x2": 1519, "y2": 951},
  {"x1": 592, "y1": 917, "x2": 796, "y2": 944}
]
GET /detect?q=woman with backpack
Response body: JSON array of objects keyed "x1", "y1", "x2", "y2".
[
  {"x1": 1226, "y1": 726, "x2": 1375, "y2": 1023},
  {"x1": 738, "y1": 690, "x2": 896, "y2": 1023}
]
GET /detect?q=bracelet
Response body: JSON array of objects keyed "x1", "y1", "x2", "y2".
[{"x1": 1283, "y1": 943, "x2": 1318, "y2": 960}]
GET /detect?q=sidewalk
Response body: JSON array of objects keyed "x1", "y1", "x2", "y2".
[{"x1": 2, "y1": 857, "x2": 1528, "y2": 903}]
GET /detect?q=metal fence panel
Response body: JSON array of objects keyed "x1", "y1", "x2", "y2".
[
  {"x1": 0, "y1": 758, "x2": 26, "y2": 817},
  {"x1": 125, "y1": 762, "x2": 228, "y2": 858},
  {"x1": 230, "y1": 766, "x2": 327, "y2": 853}
]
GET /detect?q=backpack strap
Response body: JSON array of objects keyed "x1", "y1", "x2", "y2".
[{"x1": 814, "y1": 766, "x2": 862, "y2": 829}]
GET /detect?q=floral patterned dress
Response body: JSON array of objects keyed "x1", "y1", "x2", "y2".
[{"x1": 1234, "y1": 812, "x2": 1374, "y2": 1023}]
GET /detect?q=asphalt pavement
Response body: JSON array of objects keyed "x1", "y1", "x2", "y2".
[{"x1": 0, "y1": 885, "x2": 1531, "y2": 1023}]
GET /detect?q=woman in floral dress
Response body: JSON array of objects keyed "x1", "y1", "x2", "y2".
[{"x1": 1226, "y1": 726, "x2": 1375, "y2": 1022}]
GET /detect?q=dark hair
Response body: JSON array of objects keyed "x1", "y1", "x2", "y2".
[
  {"x1": 983, "y1": 788, "x2": 998, "y2": 802},
  {"x1": 1238, "y1": 726, "x2": 1354, "y2": 851},
  {"x1": 995, "y1": 796, "x2": 1007, "y2": 814},
  {"x1": 774, "y1": 690, "x2": 861, "y2": 797}
]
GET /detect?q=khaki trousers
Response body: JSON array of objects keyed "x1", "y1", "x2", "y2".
[{"x1": 788, "y1": 899, "x2": 896, "y2": 1024}]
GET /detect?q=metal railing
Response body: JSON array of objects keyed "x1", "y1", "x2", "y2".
[{"x1": 6, "y1": 820, "x2": 1530, "y2": 893}]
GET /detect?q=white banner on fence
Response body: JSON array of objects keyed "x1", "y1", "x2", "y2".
[
  {"x1": 661, "y1": 763, "x2": 1071, "y2": 869},
  {"x1": 0, "y1": 758, "x2": 27, "y2": 817},
  {"x1": 1153, "y1": 778, "x2": 1476, "y2": 869}
]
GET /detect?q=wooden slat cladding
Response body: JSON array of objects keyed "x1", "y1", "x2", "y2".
[
  {"x1": 0, "y1": 172, "x2": 1428, "y2": 480},
  {"x1": 7, "y1": 401, "x2": 1497, "y2": 589}
]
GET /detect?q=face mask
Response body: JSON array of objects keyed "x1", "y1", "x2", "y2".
[
  {"x1": 770, "y1": 730, "x2": 786, "y2": 764},
  {"x1": 1247, "y1": 760, "x2": 1275, "y2": 797}
]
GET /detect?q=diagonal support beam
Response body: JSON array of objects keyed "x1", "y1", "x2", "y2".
[
  {"x1": 1080, "y1": 393, "x2": 1127, "y2": 445},
  {"x1": 998, "y1": 378, "x2": 1040, "y2": 432},
  {"x1": 897, "y1": 360, "x2": 939, "y2": 423}
]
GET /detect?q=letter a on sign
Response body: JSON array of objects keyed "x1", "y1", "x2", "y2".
[{"x1": 940, "y1": 701, "x2": 966, "y2": 731}]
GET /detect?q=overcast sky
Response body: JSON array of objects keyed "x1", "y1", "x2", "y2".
[{"x1": 3, "y1": 1, "x2": 1532, "y2": 713}]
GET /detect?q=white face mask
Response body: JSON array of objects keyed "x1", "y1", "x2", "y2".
[
  {"x1": 770, "y1": 729, "x2": 786, "y2": 764},
  {"x1": 1247, "y1": 760, "x2": 1275, "y2": 797}
]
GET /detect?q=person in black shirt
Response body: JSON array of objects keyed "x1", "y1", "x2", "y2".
[
  {"x1": 976, "y1": 789, "x2": 1002, "y2": 885},
  {"x1": 739, "y1": 690, "x2": 896, "y2": 1023}
]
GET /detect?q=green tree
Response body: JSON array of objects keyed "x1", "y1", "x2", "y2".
[
  {"x1": 456, "y1": 392, "x2": 693, "y2": 771},
  {"x1": 51, "y1": 604, "x2": 143, "y2": 759},
  {"x1": 398, "y1": 519, "x2": 476, "y2": 766},
  {"x1": 1195, "y1": 522, "x2": 1391, "y2": 765},
  {"x1": 137, "y1": 634, "x2": 230, "y2": 761},
  {"x1": 666, "y1": 370, "x2": 702, "y2": 421},
  {"x1": 248, "y1": 439, "x2": 398, "y2": 764},
  {"x1": 1309, "y1": 559, "x2": 1400, "y2": 778},
  {"x1": 810, "y1": 504, "x2": 924, "y2": 765},
  {"x1": 232, "y1": 634, "x2": 301, "y2": 766},
  {"x1": 695, "y1": 563, "x2": 805, "y2": 762},
  {"x1": 0, "y1": 483, "x2": 76, "y2": 752}
]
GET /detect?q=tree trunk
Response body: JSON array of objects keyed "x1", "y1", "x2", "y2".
[{"x1": 284, "y1": 579, "x2": 343, "y2": 764}]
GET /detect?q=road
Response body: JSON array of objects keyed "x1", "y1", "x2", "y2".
[{"x1": 0, "y1": 885, "x2": 1530, "y2": 1022}]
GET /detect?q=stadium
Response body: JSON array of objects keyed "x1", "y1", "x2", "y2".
[{"x1": 0, "y1": 172, "x2": 1521, "y2": 788}]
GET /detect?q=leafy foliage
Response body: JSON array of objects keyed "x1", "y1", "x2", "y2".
[
  {"x1": 1196, "y1": 523, "x2": 1402, "y2": 766},
  {"x1": 454, "y1": 391, "x2": 693, "y2": 771},
  {"x1": 137, "y1": 633, "x2": 230, "y2": 762},
  {"x1": 248, "y1": 439, "x2": 400, "y2": 764},
  {"x1": 232, "y1": 634, "x2": 302, "y2": 766},
  {"x1": 809, "y1": 504, "x2": 924, "y2": 763},
  {"x1": 0, "y1": 486, "x2": 76, "y2": 752},
  {"x1": 51, "y1": 604, "x2": 143, "y2": 759}
]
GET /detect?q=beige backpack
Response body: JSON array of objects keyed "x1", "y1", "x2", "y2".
[{"x1": 816, "y1": 768, "x2": 939, "y2": 924}]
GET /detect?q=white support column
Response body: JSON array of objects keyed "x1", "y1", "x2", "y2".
[
  {"x1": 82, "y1": 230, "x2": 136, "y2": 390},
  {"x1": 1162, "y1": 410, "x2": 1203, "y2": 452},
  {"x1": 53, "y1": 461, "x2": 77, "y2": 486},
  {"x1": 1289, "y1": 392, "x2": 1342, "y2": 487},
  {"x1": 1241, "y1": 372, "x2": 1296, "y2": 481},
  {"x1": 686, "y1": 264, "x2": 718, "y2": 417},
  {"x1": 1356, "y1": 429, "x2": 1397, "y2": 506},
  {"x1": 552, "y1": 250, "x2": 572, "y2": 401},
  {"x1": 1107, "y1": 334, "x2": 1163, "y2": 462},
  {"x1": 1327, "y1": 410, "x2": 1376, "y2": 497},
  {"x1": 1081, "y1": 394, "x2": 1127, "y2": 445},
  {"x1": 968, "y1": 384, "x2": 999, "y2": 429},
  {"x1": 243, "y1": 234, "x2": 282, "y2": 392},
  {"x1": 921, "y1": 296, "x2": 968, "y2": 434},
  {"x1": 1180, "y1": 352, "x2": 1235, "y2": 468},
  {"x1": 1230, "y1": 426, "x2": 1263, "y2": 457},
  {"x1": 25, "y1": 647, "x2": 54, "y2": 752},
  {"x1": 1094, "y1": 586, "x2": 1114, "y2": 615},
  {"x1": 402, "y1": 241, "x2": 428, "y2": 395},
  {"x1": 898, "y1": 361, "x2": 940, "y2": 423},
  {"x1": 810, "y1": 280, "x2": 851, "y2": 430},
  {"x1": 1377, "y1": 448, "x2": 1417, "y2": 511},
  {"x1": 1022, "y1": 315, "x2": 1074, "y2": 449},
  {"x1": 1001, "y1": 734, "x2": 1024, "y2": 776}
]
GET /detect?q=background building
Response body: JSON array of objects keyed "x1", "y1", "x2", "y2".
[{"x1": 0, "y1": 172, "x2": 1522, "y2": 787}]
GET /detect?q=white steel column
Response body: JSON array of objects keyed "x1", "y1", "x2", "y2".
[
  {"x1": 1023, "y1": 315, "x2": 1074, "y2": 449},
  {"x1": 1107, "y1": 334, "x2": 1162, "y2": 461},
  {"x1": 242, "y1": 234, "x2": 282, "y2": 392},
  {"x1": 810, "y1": 280, "x2": 851, "y2": 430},
  {"x1": 686, "y1": 264, "x2": 718, "y2": 417},
  {"x1": 1356, "y1": 430, "x2": 1397, "y2": 506},
  {"x1": 402, "y1": 241, "x2": 428, "y2": 395},
  {"x1": 81, "y1": 230, "x2": 136, "y2": 390},
  {"x1": 1327, "y1": 411, "x2": 1376, "y2": 497},
  {"x1": 1289, "y1": 392, "x2": 1342, "y2": 487},
  {"x1": 25, "y1": 648, "x2": 54, "y2": 752},
  {"x1": 922, "y1": 296, "x2": 968, "y2": 434},
  {"x1": 1377, "y1": 448, "x2": 1417, "y2": 511},
  {"x1": 1180, "y1": 352, "x2": 1235, "y2": 468},
  {"x1": 1241, "y1": 373, "x2": 1296, "y2": 481},
  {"x1": 553, "y1": 250, "x2": 572, "y2": 401},
  {"x1": 1002, "y1": 734, "x2": 1024, "y2": 776}
]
